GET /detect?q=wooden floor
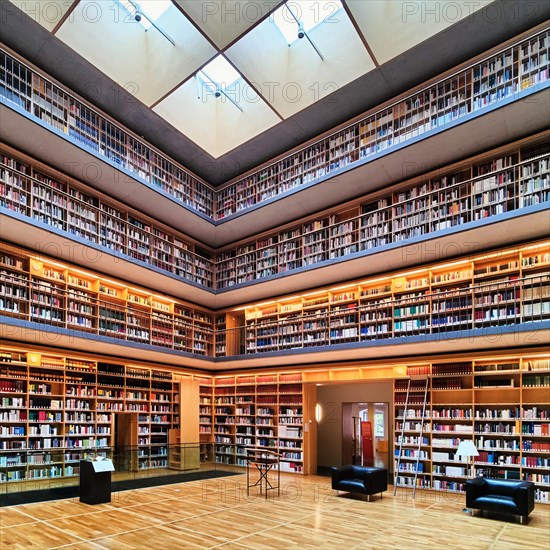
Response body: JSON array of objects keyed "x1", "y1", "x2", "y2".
[{"x1": 0, "y1": 473, "x2": 548, "y2": 549}]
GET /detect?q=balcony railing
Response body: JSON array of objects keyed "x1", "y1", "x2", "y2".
[
  {"x1": 0, "y1": 158, "x2": 215, "y2": 288},
  {"x1": 0, "y1": 444, "x2": 222, "y2": 495},
  {"x1": 2, "y1": 273, "x2": 547, "y2": 358},
  {"x1": 1, "y1": 28, "x2": 548, "y2": 221},
  {"x1": 221, "y1": 274, "x2": 550, "y2": 355},
  {"x1": 215, "y1": 151, "x2": 550, "y2": 289}
]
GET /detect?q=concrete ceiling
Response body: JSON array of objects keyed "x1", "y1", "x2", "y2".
[{"x1": 1, "y1": 0, "x2": 549, "y2": 184}]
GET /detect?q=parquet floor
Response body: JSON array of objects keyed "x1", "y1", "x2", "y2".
[{"x1": 0, "y1": 474, "x2": 548, "y2": 549}]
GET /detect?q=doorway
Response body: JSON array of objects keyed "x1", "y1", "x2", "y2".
[
  {"x1": 342, "y1": 402, "x2": 389, "y2": 469},
  {"x1": 316, "y1": 380, "x2": 393, "y2": 472}
]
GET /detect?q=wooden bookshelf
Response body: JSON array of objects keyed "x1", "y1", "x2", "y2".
[
  {"x1": 235, "y1": 239, "x2": 550, "y2": 355},
  {"x1": 197, "y1": 377, "x2": 214, "y2": 463},
  {"x1": 215, "y1": 133, "x2": 549, "y2": 289},
  {"x1": 393, "y1": 356, "x2": 550, "y2": 503},
  {"x1": 1, "y1": 28, "x2": 548, "y2": 223},
  {"x1": 212, "y1": 27, "x2": 547, "y2": 219},
  {"x1": 0, "y1": 243, "x2": 215, "y2": 355},
  {"x1": 0, "y1": 347, "x2": 178, "y2": 482},
  {"x1": 206, "y1": 373, "x2": 309, "y2": 473},
  {"x1": 0, "y1": 49, "x2": 214, "y2": 216},
  {"x1": 1, "y1": 344, "x2": 547, "y2": 491},
  {"x1": 0, "y1": 145, "x2": 215, "y2": 289},
  {"x1": 1, "y1": 127, "x2": 548, "y2": 294},
  {"x1": 1, "y1": 239, "x2": 548, "y2": 360}
]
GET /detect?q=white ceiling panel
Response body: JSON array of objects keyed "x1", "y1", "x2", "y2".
[
  {"x1": 226, "y1": 3, "x2": 375, "y2": 118},
  {"x1": 153, "y1": 77, "x2": 281, "y2": 158},
  {"x1": 175, "y1": 0, "x2": 283, "y2": 49},
  {"x1": 346, "y1": 0, "x2": 490, "y2": 64},
  {"x1": 55, "y1": 1, "x2": 216, "y2": 106}
]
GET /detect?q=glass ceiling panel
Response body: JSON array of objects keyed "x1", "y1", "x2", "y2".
[
  {"x1": 273, "y1": 0, "x2": 343, "y2": 44},
  {"x1": 200, "y1": 55, "x2": 242, "y2": 87},
  {"x1": 119, "y1": 0, "x2": 172, "y2": 30},
  {"x1": 16, "y1": 0, "x2": 492, "y2": 159}
]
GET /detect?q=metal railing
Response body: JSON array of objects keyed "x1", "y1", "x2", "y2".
[
  {"x1": 0, "y1": 443, "x2": 224, "y2": 493},
  {"x1": 1, "y1": 28, "x2": 548, "y2": 221},
  {"x1": 219, "y1": 274, "x2": 550, "y2": 355}
]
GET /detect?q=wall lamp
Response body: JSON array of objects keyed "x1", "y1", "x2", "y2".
[{"x1": 315, "y1": 403, "x2": 323, "y2": 422}]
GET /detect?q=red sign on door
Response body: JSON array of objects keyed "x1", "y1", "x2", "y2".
[{"x1": 361, "y1": 421, "x2": 373, "y2": 461}]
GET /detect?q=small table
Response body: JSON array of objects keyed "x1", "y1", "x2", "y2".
[{"x1": 246, "y1": 448, "x2": 280, "y2": 499}]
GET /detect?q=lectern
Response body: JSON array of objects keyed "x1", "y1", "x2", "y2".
[{"x1": 79, "y1": 459, "x2": 115, "y2": 504}]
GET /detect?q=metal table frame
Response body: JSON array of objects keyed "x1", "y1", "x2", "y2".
[{"x1": 245, "y1": 447, "x2": 280, "y2": 499}]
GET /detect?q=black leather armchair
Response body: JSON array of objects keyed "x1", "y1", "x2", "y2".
[
  {"x1": 466, "y1": 477, "x2": 535, "y2": 523},
  {"x1": 331, "y1": 465, "x2": 388, "y2": 501}
]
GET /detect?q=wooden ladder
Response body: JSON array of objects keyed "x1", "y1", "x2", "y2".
[{"x1": 394, "y1": 376, "x2": 429, "y2": 498}]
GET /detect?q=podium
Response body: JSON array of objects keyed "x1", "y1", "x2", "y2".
[{"x1": 79, "y1": 459, "x2": 115, "y2": 504}]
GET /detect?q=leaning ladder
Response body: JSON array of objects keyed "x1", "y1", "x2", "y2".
[
  {"x1": 394, "y1": 376, "x2": 429, "y2": 498},
  {"x1": 393, "y1": 378, "x2": 411, "y2": 496},
  {"x1": 411, "y1": 377, "x2": 430, "y2": 498}
]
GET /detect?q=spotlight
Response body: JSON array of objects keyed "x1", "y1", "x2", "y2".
[
  {"x1": 214, "y1": 89, "x2": 221, "y2": 98},
  {"x1": 297, "y1": 23, "x2": 305, "y2": 39},
  {"x1": 134, "y1": 10, "x2": 142, "y2": 22}
]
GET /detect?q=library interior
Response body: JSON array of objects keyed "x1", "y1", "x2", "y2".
[{"x1": 0, "y1": 0, "x2": 549, "y2": 548}]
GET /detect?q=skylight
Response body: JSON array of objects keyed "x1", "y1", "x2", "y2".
[
  {"x1": 196, "y1": 56, "x2": 244, "y2": 111},
  {"x1": 119, "y1": 0, "x2": 171, "y2": 30},
  {"x1": 200, "y1": 56, "x2": 241, "y2": 88},
  {"x1": 273, "y1": 0, "x2": 343, "y2": 44}
]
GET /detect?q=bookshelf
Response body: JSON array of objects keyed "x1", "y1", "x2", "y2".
[
  {"x1": 0, "y1": 50, "x2": 215, "y2": 216},
  {"x1": 394, "y1": 372, "x2": 431, "y2": 490},
  {"x1": 0, "y1": 145, "x2": 215, "y2": 289},
  {"x1": 193, "y1": 311, "x2": 214, "y2": 356},
  {"x1": 198, "y1": 378, "x2": 214, "y2": 463},
  {"x1": 329, "y1": 210, "x2": 358, "y2": 259},
  {"x1": 215, "y1": 26, "x2": 547, "y2": 219},
  {"x1": 1, "y1": 239, "x2": 547, "y2": 360},
  {"x1": 1, "y1": 28, "x2": 548, "y2": 223},
  {"x1": 236, "y1": 239, "x2": 549, "y2": 355},
  {"x1": 1, "y1": 124, "x2": 548, "y2": 294},
  {"x1": 0, "y1": 348, "x2": 178, "y2": 482},
  {"x1": 279, "y1": 227, "x2": 302, "y2": 272},
  {"x1": 215, "y1": 134, "x2": 549, "y2": 289},
  {"x1": 393, "y1": 357, "x2": 550, "y2": 503},
  {"x1": 206, "y1": 373, "x2": 308, "y2": 473},
  {"x1": 1, "y1": 345, "x2": 547, "y2": 490},
  {"x1": 213, "y1": 377, "x2": 236, "y2": 466},
  {"x1": 0, "y1": 244, "x2": 215, "y2": 355}
]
